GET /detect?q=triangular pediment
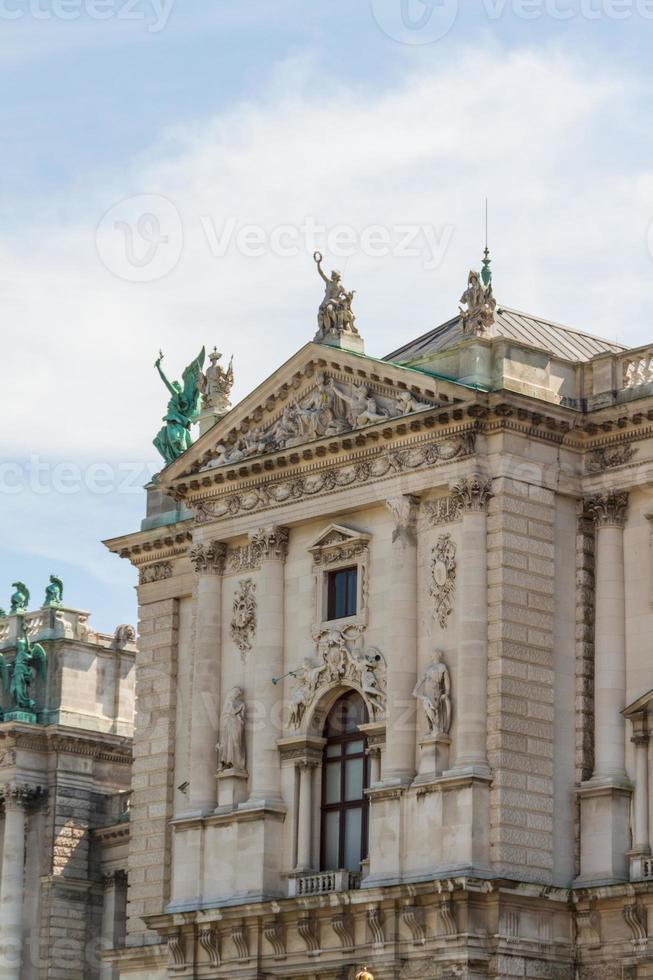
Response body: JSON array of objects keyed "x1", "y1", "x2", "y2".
[
  {"x1": 308, "y1": 524, "x2": 370, "y2": 555},
  {"x1": 159, "y1": 342, "x2": 464, "y2": 488}
]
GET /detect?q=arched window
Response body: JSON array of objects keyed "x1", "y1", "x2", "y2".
[{"x1": 320, "y1": 691, "x2": 369, "y2": 873}]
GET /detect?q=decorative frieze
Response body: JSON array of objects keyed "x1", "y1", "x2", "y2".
[
  {"x1": 585, "y1": 444, "x2": 637, "y2": 473},
  {"x1": 189, "y1": 540, "x2": 227, "y2": 575},
  {"x1": 225, "y1": 543, "x2": 261, "y2": 574},
  {"x1": 430, "y1": 534, "x2": 457, "y2": 629},
  {"x1": 450, "y1": 475, "x2": 493, "y2": 513},
  {"x1": 584, "y1": 491, "x2": 629, "y2": 527},
  {"x1": 139, "y1": 560, "x2": 173, "y2": 585},
  {"x1": 192, "y1": 433, "x2": 476, "y2": 524},
  {"x1": 230, "y1": 580, "x2": 256, "y2": 657}
]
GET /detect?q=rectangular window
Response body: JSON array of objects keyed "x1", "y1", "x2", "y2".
[{"x1": 326, "y1": 567, "x2": 358, "y2": 621}]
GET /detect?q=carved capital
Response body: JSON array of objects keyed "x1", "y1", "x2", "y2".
[
  {"x1": 450, "y1": 476, "x2": 493, "y2": 513},
  {"x1": 189, "y1": 540, "x2": 227, "y2": 575},
  {"x1": 585, "y1": 491, "x2": 629, "y2": 528},
  {"x1": 1, "y1": 782, "x2": 45, "y2": 811},
  {"x1": 386, "y1": 494, "x2": 420, "y2": 543},
  {"x1": 101, "y1": 869, "x2": 128, "y2": 888},
  {"x1": 250, "y1": 525, "x2": 289, "y2": 562}
]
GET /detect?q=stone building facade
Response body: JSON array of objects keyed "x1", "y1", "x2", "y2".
[
  {"x1": 37, "y1": 264, "x2": 653, "y2": 978},
  {"x1": 0, "y1": 602, "x2": 135, "y2": 980}
]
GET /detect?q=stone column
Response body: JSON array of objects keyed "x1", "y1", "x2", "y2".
[
  {"x1": 578, "y1": 492, "x2": 632, "y2": 884},
  {"x1": 631, "y1": 715, "x2": 650, "y2": 856},
  {"x1": 187, "y1": 540, "x2": 227, "y2": 815},
  {"x1": 99, "y1": 871, "x2": 126, "y2": 980},
  {"x1": 0, "y1": 784, "x2": 37, "y2": 980},
  {"x1": 449, "y1": 476, "x2": 493, "y2": 775},
  {"x1": 382, "y1": 495, "x2": 420, "y2": 785},
  {"x1": 586, "y1": 492, "x2": 629, "y2": 781},
  {"x1": 295, "y1": 762, "x2": 316, "y2": 871},
  {"x1": 247, "y1": 526, "x2": 289, "y2": 804}
]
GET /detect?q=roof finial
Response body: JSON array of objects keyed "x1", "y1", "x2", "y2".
[{"x1": 481, "y1": 198, "x2": 492, "y2": 288}]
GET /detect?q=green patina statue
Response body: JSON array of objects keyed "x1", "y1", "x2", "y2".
[
  {"x1": 153, "y1": 348, "x2": 205, "y2": 467},
  {"x1": 0, "y1": 609, "x2": 6, "y2": 620},
  {"x1": 44, "y1": 575, "x2": 64, "y2": 607},
  {"x1": 10, "y1": 582, "x2": 30, "y2": 615},
  {"x1": 0, "y1": 624, "x2": 47, "y2": 716}
]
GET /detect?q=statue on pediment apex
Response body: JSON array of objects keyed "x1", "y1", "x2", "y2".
[
  {"x1": 153, "y1": 348, "x2": 205, "y2": 467},
  {"x1": 314, "y1": 251, "x2": 360, "y2": 341},
  {"x1": 200, "y1": 347, "x2": 234, "y2": 417},
  {"x1": 459, "y1": 268, "x2": 496, "y2": 336}
]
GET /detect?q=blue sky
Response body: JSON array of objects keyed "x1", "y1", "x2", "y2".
[{"x1": 2, "y1": 0, "x2": 653, "y2": 631}]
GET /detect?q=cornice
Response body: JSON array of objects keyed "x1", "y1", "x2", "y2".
[
  {"x1": 93, "y1": 821, "x2": 130, "y2": 844},
  {"x1": 104, "y1": 522, "x2": 192, "y2": 566},
  {"x1": 0, "y1": 725, "x2": 132, "y2": 764}
]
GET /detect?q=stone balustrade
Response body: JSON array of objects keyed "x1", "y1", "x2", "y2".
[{"x1": 288, "y1": 870, "x2": 361, "y2": 898}]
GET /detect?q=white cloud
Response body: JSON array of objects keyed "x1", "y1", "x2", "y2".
[{"x1": 3, "y1": 43, "x2": 653, "y2": 467}]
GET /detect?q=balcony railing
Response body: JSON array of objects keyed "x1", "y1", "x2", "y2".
[{"x1": 288, "y1": 869, "x2": 361, "y2": 897}]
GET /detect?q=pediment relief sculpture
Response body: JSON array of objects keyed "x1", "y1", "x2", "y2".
[
  {"x1": 205, "y1": 372, "x2": 435, "y2": 470},
  {"x1": 308, "y1": 524, "x2": 370, "y2": 566},
  {"x1": 288, "y1": 624, "x2": 386, "y2": 729}
]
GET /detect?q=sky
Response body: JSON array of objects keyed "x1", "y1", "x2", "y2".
[{"x1": 2, "y1": 0, "x2": 653, "y2": 631}]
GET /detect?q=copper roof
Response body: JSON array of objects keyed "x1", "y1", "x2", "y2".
[{"x1": 385, "y1": 306, "x2": 625, "y2": 365}]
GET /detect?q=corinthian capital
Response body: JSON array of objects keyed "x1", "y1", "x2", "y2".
[
  {"x1": 1, "y1": 782, "x2": 44, "y2": 810},
  {"x1": 189, "y1": 540, "x2": 227, "y2": 575},
  {"x1": 585, "y1": 491, "x2": 629, "y2": 528},
  {"x1": 386, "y1": 494, "x2": 420, "y2": 543},
  {"x1": 250, "y1": 525, "x2": 290, "y2": 561},
  {"x1": 450, "y1": 476, "x2": 493, "y2": 513}
]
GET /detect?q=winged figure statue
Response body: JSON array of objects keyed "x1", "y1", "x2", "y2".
[
  {"x1": 153, "y1": 348, "x2": 206, "y2": 466},
  {"x1": 0, "y1": 624, "x2": 47, "y2": 714}
]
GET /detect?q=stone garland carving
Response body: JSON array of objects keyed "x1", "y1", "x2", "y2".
[
  {"x1": 586, "y1": 444, "x2": 637, "y2": 473},
  {"x1": 450, "y1": 475, "x2": 493, "y2": 512},
  {"x1": 189, "y1": 541, "x2": 227, "y2": 575},
  {"x1": 412, "y1": 651, "x2": 452, "y2": 736},
  {"x1": 193, "y1": 434, "x2": 476, "y2": 525},
  {"x1": 139, "y1": 561, "x2": 173, "y2": 585},
  {"x1": 230, "y1": 580, "x2": 256, "y2": 658},
  {"x1": 217, "y1": 687, "x2": 247, "y2": 772},
  {"x1": 430, "y1": 534, "x2": 456, "y2": 629},
  {"x1": 289, "y1": 625, "x2": 386, "y2": 729},
  {"x1": 209, "y1": 370, "x2": 435, "y2": 469},
  {"x1": 584, "y1": 491, "x2": 629, "y2": 528}
]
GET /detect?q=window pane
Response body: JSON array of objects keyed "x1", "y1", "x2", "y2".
[
  {"x1": 325, "y1": 743, "x2": 341, "y2": 758},
  {"x1": 344, "y1": 807, "x2": 363, "y2": 872},
  {"x1": 344, "y1": 758, "x2": 364, "y2": 801},
  {"x1": 347, "y1": 569, "x2": 357, "y2": 615},
  {"x1": 325, "y1": 762, "x2": 341, "y2": 804},
  {"x1": 323, "y1": 811, "x2": 340, "y2": 871},
  {"x1": 345, "y1": 739, "x2": 364, "y2": 755}
]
